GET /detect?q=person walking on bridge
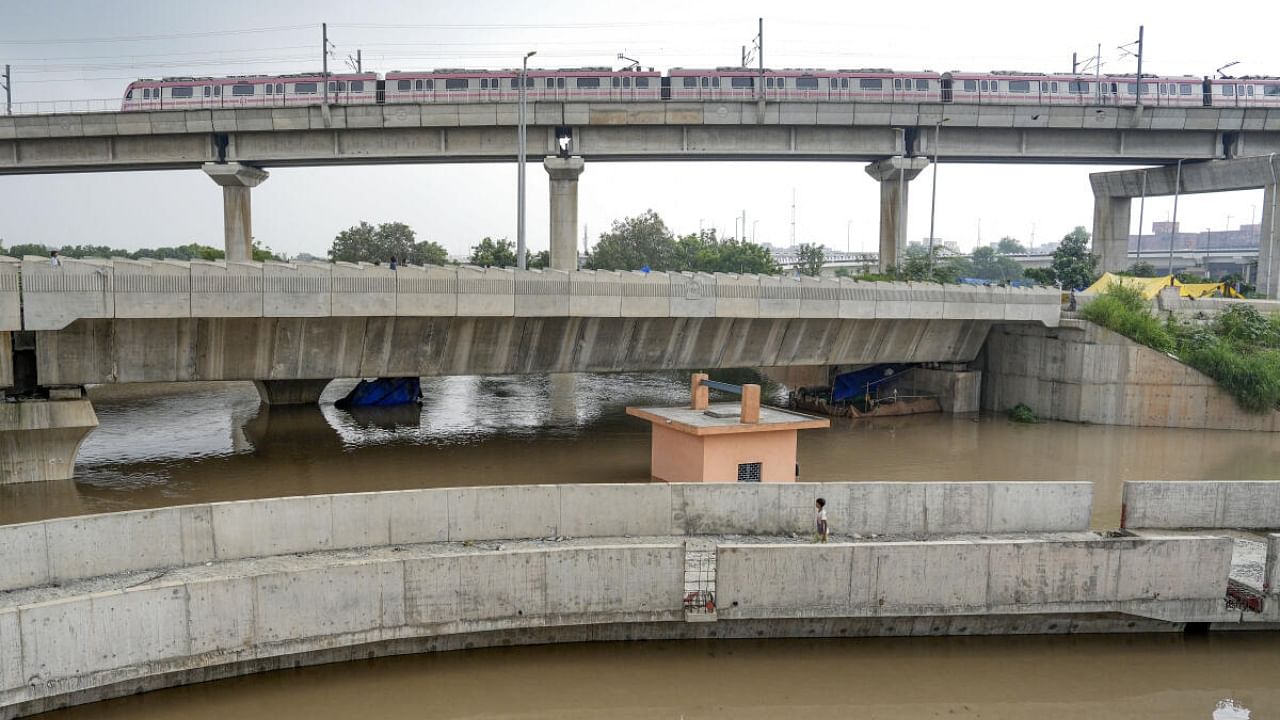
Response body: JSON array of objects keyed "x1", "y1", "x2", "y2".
[{"x1": 814, "y1": 497, "x2": 829, "y2": 543}]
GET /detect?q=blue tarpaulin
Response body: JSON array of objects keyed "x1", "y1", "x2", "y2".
[
  {"x1": 335, "y1": 377, "x2": 423, "y2": 408},
  {"x1": 831, "y1": 364, "x2": 914, "y2": 402}
]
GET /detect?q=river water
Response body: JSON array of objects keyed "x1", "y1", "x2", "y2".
[
  {"x1": 33, "y1": 635, "x2": 1274, "y2": 719},
  {"x1": 3, "y1": 371, "x2": 1279, "y2": 527},
  {"x1": 9, "y1": 372, "x2": 1280, "y2": 719}
]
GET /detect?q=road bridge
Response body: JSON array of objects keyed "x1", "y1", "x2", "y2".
[
  {"x1": 0, "y1": 255, "x2": 1061, "y2": 484},
  {"x1": 5, "y1": 101, "x2": 1280, "y2": 269}
]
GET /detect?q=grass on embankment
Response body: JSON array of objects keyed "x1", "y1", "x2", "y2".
[{"x1": 1081, "y1": 284, "x2": 1280, "y2": 414}]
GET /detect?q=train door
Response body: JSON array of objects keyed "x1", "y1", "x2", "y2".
[
  {"x1": 940, "y1": 75, "x2": 953, "y2": 103},
  {"x1": 661, "y1": 76, "x2": 672, "y2": 101}
]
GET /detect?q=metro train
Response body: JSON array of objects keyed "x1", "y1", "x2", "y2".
[{"x1": 120, "y1": 67, "x2": 1280, "y2": 111}]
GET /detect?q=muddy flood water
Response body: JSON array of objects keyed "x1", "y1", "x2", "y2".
[
  {"x1": 3, "y1": 371, "x2": 1279, "y2": 527},
  {"x1": 32, "y1": 635, "x2": 1277, "y2": 719},
  {"x1": 7, "y1": 372, "x2": 1280, "y2": 718}
]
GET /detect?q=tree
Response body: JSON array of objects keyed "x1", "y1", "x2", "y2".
[
  {"x1": 468, "y1": 237, "x2": 518, "y2": 267},
  {"x1": 995, "y1": 236, "x2": 1027, "y2": 255},
  {"x1": 328, "y1": 221, "x2": 448, "y2": 266},
  {"x1": 796, "y1": 243, "x2": 826, "y2": 277},
  {"x1": 1023, "y1": 267, "x2": 1055, "y2": 285},
  {"x1": 585, "y1": 210, "x2": 677, "y2": 271},
  {"x1": 969, "y1": 245, "x2": 1024, "y2": 282},
  {"x1": 670, "y1": 230, "x2": 782, "y2": 275},
  {"x1": 891, "y1": 245, "x2": 969, "y2": 283},
  {"x1": 1048, "y1": 226, "x2": 1099, "y2": 290},
  {"x1": 2, "y1": 243, "x2": 51, "y2": 258},
  {"x1": 1122, "y1": 261, "x2": 1159, "y2": 278},
  {"x1": 528, "y1": 249, "x2": 552, "y2": 269}
]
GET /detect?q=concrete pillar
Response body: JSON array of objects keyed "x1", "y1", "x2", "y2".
[
  {"x1": 253, "y1": 379, "x2": 331, "y2": 405},
  {"x1": 1092, "y1": 194, "x2": 1133, "y2": 274},
  {"x1": 1259, "y1": 184, "x2": 1279, "y2": 299},
  {"x1": 0, "y1": 398, "x2": 98, "y2": 484},
  {"x1": 202, "y1": 162, "x2": 270, "y2": 262},
  {"x1": 864, "y1": 157, "x2": 929, "y2": 272},
  {"x1": 543, "y1": 156, "x2": 586, "y2": 271}
]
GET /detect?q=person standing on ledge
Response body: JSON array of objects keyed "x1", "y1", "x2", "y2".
[
  {"x1": 815, "y1": 497, "x2": 829, "y2": 543},
  {"x1": 49, "y1": 250, "x2": 61, "y2": 268},
  {"x1": 389, "y1": 256, "x2": 398, "y2": 271}
]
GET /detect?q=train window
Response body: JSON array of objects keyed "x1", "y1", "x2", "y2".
[
  {"x1": 980, "y1": 80, "x2": 988, "y2": 91},
  {"x1": 1247, "y1": 85, "x2": 1254, "y2": 96},
  {"x1": 546, "y1": 78, "x2": 554, "y2": 88},
  {"x1": 894, "y1": 79, "x2": 902, "y2": 90},
  {"x1": 701, "y1": 77, "x2": 709, "y2": 88},
  {"x1": 683, "y1": 77, "x2": 698, "y2": 88},
  {"x1": 796, "y1": 77, "x2": 818, "y2": 89},
  {"x1": 860, "y1": 78, "x2": 883, "y2": 90},
  {"x1": 126, "y1": 90, "x2": 133, "y2": 100},
  {"x1": 265, "y1": 84, "x2": 273, "y2": 95},
  {"x1": 445, "y1": 79, "x2": 468, "y2": 90},
  {"x1": 830, "y1": 78, "x2": 839, "y2": 89},
  {"x1": 398, "y1": 80, "x2": 411, "y2": 91},
  {"x1": 635, "y1": 77, "x2": 649, "y2": 88},
  {"x1": 172, "y1": 86, "x2": 193, "y2": 98},
  {"x1": 294, "y1": 83, "x2": 316, "y2": 94},
  {"x1": 1180, "y1": 83, "x2": 1193, "y2": 95},
  {"x1": 328, "y1": 82, "x2": 337, "y2": 92},
  {"x1": 843, "y1": 78, "x2": 850, "y2": 89},
  {"x1": 612, "y1": 77, "x2": 620, "y2": 88},
  {"x1": 1008, "y1": 80, "x2": 1031, "y2": 93},
  {"x1": 558, "y1": 77, "x2": 565, "y2": 88},
  {"x1": 731, "y1": 77, "x2": 753, "y2": 89},
  {"x1": 214, "y1": 85, "x2": 222, "y2": 96},
  {"x1": 1266, "y1": 85, "x2": 1280, "y2": 96},
  {"x1": 1040, "y1": 81, "x2": 1047, "y2": 92},
  {"x1": 203, "y1": 86, "x2": 211, "y2": 97},
  {"x1": 1238, "y1": 84, "x2": 1246, "y2": 95},
  {"x1": 624, "y1": 77, "x2": 631, "y2": 88},
  {"x1": 1052, "y1": 82, "x2": 1059, "y2": 92},
  {"x1": 963, "y1": 80, "x2": 977, "y2": 91},
  {"x1": 1223, "y1": 84, "x2": 1234, "y2": 96},
  {"x1": 143, "y1": 89, "x2": 151, "y2": 99},
  {"x1": 1067, "y1": 81, "x2": 1088, "y2": 94},
  {"x1": 232, "y1": 84, "x2": 254, "y2": 96},
  {"x1": 1110, "y1": 82, "x2": 1118, "y2": 94},
  {"x1": 577, "y1": 77, "x2": 600, "y2": 88},
  {"x1": 766, "y1": 78, "x2": 774, "y2": 88},
  {"x1": 915, "y1": 79, "x2": 927, "y2": 91},
  {"x1": 712, "y1": 77, "x2": 720, "y2": 88},
  {"x1": 480, "y1": 79, "x2": 488, "y2": 89},
  {"x1": 276, "y1": 83, "x2": 284, "y2": 94}
]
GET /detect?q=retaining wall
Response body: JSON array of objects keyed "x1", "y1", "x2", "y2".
[
  {"x1": 716, "y1": 535, "x2": 1234, "y2": 620},
  {"x1": 0, "y1": 482, "x2": 1092, "y2": 593},
  {"x1": 982, "y1": 319, "x2": 1280, "y2": 431},
  {"x1": 1122, "y1": 481, "x2": 1280, "y2": 529},
  {"x1": 18, "y1": 257, "x2": 1060, "y2": 331},
  {"x1": 0, "y1": 543, "x2": 684, "y2": 717}
]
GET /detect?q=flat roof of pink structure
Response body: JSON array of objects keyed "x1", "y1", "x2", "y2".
[{"x1": 626, "y1": 403, "x2": 829, "y2": 436}]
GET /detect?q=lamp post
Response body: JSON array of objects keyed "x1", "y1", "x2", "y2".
[
  {"x1": 926, "y1": 118, "x2": 950, "y2": 270},
  {"x1": 517, "y1": 50, "x2": 536, "y2": 270}
]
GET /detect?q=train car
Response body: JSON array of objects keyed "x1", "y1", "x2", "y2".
[
  {"x1": 1208, "y1": 77, "x2": 1280, "y2": 107},
  {"x1": 384, "y1": 67, "x2": 660, "y2": 104},
  {"x1": 121, "y1": 73, "x2": 377, "y2": 111}
]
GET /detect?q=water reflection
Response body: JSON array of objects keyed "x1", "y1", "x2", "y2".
[
  {"x1": 2, "y1": 371, "x2": 1280, "y2": 526},
  {"x1": 29, "y1": 635, "x2": 1279, "y2": 720}
]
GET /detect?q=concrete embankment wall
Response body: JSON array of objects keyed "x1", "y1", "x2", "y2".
[
  {"x1": 0, "y1": 543, "x2": 684, "y2": 718},
  {"x1": 716, "y1": 535, "x2": 1234, "y2": 621},
  {"x1": 0, "y1": 482, "x2": 1092, "y2": 593},
  {"x1": 982, "y1": 319, "x2": 1280, "y2": 431},
  {"x1": 1122, "y1": 481, "x2": 1280, "y2": 529}
]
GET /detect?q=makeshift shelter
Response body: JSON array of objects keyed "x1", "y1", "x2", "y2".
[{"x1": 1084, "y1": 273, "x2": 1243, "y2": 300}]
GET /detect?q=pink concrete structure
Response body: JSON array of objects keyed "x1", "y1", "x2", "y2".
[{"x1": 626, "y1": 374, "x2": 829, "y2": 483}]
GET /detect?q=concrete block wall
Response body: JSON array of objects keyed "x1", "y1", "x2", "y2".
[
  {"x1": 1122, "y1": 481, "x2": 1280, "y2": 529},
  {"x1": 0, "y1": 259, "x2": 21, "y2": 332},
  {"x1": 16, "y1": 257, "x2": 1062, "y2": 331},
  {"x1": 715, "y1": 534, "x2": 1234, "y2": 619},
  {"x1": 0, "y1": 482, "x2": 1092, "y2": 593},
  {"x1": 0, "y1": 543, "x2": 684, "y2": 715},
  {"x1": 1267, "y1": 534, "x2": 1280, "y2": 594},
  {"x1": 982, "y1": 319, "x2": 1280, "y2": 431}
]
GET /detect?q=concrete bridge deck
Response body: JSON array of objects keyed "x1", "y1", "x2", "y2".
[
  {"x1": 3, "y1": 101, "x2": 1280, "y2": 174},
  {"x1": 2, "y1": 480, "x2": 1272, "y2": 719}
]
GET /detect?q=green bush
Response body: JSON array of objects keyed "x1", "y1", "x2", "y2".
[
  {"x1": 1083, "y1": 285, "x2": 1280, "y2": 413},
  {"x1": 1006, "y1": 403, "x2": 1039, "y2": 423}
]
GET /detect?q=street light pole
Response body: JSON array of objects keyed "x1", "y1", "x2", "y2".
[
  {"x1": 927, "y1": 118, "x2": 950, "y2": 270},
  {"x1": 517, "y1": 50, "x2": 536, "y2": 270}
]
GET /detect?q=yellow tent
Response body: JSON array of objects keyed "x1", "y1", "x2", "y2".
[{"x1": 1084, "y1": 273, "x2": 1242, "y2": 300}]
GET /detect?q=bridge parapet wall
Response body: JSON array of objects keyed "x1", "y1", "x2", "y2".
[
  {"x1": 0, "y1": 258, "x2": 18, "y2": 332},
  {"x1": 1122, "y1": 481, "x2": 1280, "y2": 529},
  {"x1": 0, "y1": 482, "x2": 1092, "y2": 593},
  {"x1": 17, "y1": 257, "x2": 1062, "y2": 331}
]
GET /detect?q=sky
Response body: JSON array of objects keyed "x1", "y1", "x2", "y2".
[{"x1": 1, "y1": 0, "x2": 1277, "y2": 260}]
